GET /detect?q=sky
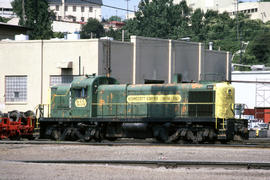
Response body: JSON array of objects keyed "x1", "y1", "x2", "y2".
[{"x1": 102, "y1": 0, "x2": 258, "y2": 20}]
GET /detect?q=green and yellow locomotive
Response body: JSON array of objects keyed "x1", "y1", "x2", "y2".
[{"x1": 39, "y1": 75, "x2": 248, "y2": 143}]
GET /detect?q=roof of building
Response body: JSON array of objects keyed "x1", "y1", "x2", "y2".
[
  {"x1": 48, "y1": 0, "x2": 103, "y2": 5},
  {"x1": 0, "y1": 22, "x2": 32, "y2": 31}
]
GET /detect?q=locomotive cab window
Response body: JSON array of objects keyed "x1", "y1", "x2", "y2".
[
  {"x1": 188, "y1": 91, "x2": 215, "y2": 117},
  {"x1": 74, "y1": 88, "x2": 87, "y2": 98}
]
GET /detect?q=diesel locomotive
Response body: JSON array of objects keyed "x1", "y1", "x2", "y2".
[{"x1": 39, "y1": 75, "x2": 248, "y2": 143}]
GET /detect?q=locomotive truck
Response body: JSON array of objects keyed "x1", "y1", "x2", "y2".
[{"x1": 38, "y1": 74, "x2": 248, "y2": 143}]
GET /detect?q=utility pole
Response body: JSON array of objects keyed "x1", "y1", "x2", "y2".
[
  {"x1": 125, "y1": 0, "x2": 130, "y2": 19},
  {"x1": 236, "y1": 0, "x2": 239, "y2": 41},
  {"x1": 22, "y1": 0, "x2": 25, "y2": 24}
]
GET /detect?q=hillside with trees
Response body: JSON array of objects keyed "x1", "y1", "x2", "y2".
[{"x1": 122, "y1": 0, "x2": 270, "y2": 66}]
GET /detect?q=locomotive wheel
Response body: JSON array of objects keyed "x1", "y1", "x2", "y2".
[
  {"x1": 51, "y1": 129, "x2": 61, "y2": 140},
  {"x1": 23, "y1": 110, "x2": 36, "y2": 119},
  {"x1": 8, "y1": 110, "x2": 20, "y2": 122},
  {"x1": 153, "y1": 126, "x2": 168, "y2": 143}
]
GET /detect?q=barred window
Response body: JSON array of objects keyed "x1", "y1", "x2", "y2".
[
  {"x1": 50, "y1": 75, "x2": 78, "y2": 87},
  {"x1": 5, "y1": 76, "x2": 27, "y2": 102}
]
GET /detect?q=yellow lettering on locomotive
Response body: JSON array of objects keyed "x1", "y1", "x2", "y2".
[
  {"x1": 75, "y1": 98, "x2": 87, "y2": 107},
  {"x1": 127, "y1": 95, "x2": 181, "y2": 103}
]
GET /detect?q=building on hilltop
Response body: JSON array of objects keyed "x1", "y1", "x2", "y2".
[
  {"x1": 219, "y1": 1, "x2": 270, "y2": 23},
  {"x1": 174, "y1": 0, "x2": 270, "y2": 23},
  {"x1": 48, "y1": 0, "x2": 102, "y2": 23},
  {"x1": 174, "y1": 0, "x2": 235, "y2": 12},
  {"x1": 0, "y1": 0, "x2": 16, "y2": 18}
]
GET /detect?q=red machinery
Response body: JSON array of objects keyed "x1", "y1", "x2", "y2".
[{"x1": 0, "y1": 116, "x2": 35, "y2": 140}]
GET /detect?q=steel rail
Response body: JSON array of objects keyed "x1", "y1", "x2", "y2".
[
  {"x1": 18, "y1": 160, "x2": 270, "y2": 169},
  {"x1": 1, "y1": 140, "x2": 270, "y2": 148}
]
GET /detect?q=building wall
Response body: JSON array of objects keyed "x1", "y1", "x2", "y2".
[
  {"x1": 98, "y1": 40, "x2": 134, "y2": 84},
  {"x1": 171, "y1": 40, "x2": 201, "y2": 82},
  {"x1": 52, "y1": 21, "x2": 81, "y2": 33},
  {"x1": 174, "y1": 0, "x2": 235, "y2": 12},
  {"x1": 232, "y1": 71, "x2": 270, "y2": 109},
  {"x1": 50, "y1": 3, "x2": 102, "y2": 22},
  {"x1": 0, "y1": 25, "x2": 28, "y2": 40},
  {"x1": 219, "y1": 2, "x2": 270, "y2": 23},
  {"x1": 131, "y1": 36, "x2": 230, "y2": 84},
  {"x1": 131, "y1": 36, "x2": 170, "y2": 84},
  {"x1": 0, "y1": 0, "x2": 15, "y2": 18},
  {"x1": 203, "y1": 50, "x2": 230, "y2": 81},
  {"x1": 0, "y1": 39, "x2": 100, "y2": 113}
]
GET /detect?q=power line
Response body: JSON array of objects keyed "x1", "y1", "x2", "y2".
[{"x1": 81, "y1": 0, "x2": 135, "y2": 13}]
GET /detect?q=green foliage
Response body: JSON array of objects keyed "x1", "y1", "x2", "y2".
[
  {"x1": 123, "y1": 0, "x2": 270, "y2": 66},
  {"x1": 124, "y1": 0, "x2": 191, "y2": 39},
  {"x1": 105, "y1": 28, "x2": 123, "y2": 41},
  {"x1": 11, "y1": 0, "x2": 54, "y2": 40},
  {"x1": 53, "y1": 32, "x2": 65, "y2": 39},
  {"x1": 248, "y1": 32, "x2": 270, "y2": 65},
  {"x1": 80, "y1": 18, "x2": 105, "y2": 38},
  {"x1": 0, "y1": 17, "x2": 11, "y2": 23},
  {"x1": 108, "y1": 16, "x2": 122, "y2": 22}
]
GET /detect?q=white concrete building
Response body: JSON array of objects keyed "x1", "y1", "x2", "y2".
[
  {"x1": 220, "y1": 2, "x2": 270, "y2": 23},
  {"x1": 174, "y1": 0, "x2": 235, "y2": 12},
  {"x1": 0, "y1": 0, "x2": 15, "y2": 18},
  {"x1": 174, "y1": 0, "x2": 270, "y2": 22},
  {"x1": 232, "y1": 71, "x2": 270, "y2": 109},
  {"x1": 48, "y1": 0, "x2": 102, "y2": 23}
]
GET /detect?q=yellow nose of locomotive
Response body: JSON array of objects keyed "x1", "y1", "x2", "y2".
[{"x1": 215, "y1": 82, "x2": 235, "y2": 119}]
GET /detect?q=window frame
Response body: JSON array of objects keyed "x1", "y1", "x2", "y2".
[{"x1": 5, "y1": 75, "x2": 27, "y2": 103}]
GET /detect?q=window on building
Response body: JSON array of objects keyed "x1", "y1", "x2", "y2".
[
  {"x1": 89, "y1": 6, "x2": 93, "y2": 12},
  {"x1": 81, "y1": 17, "x2": 85, "y2": 22},
  {"x1": 73, "y1": 17, "x2": 76, "y2": 22},
  {"x1": 65, "y1": 6, "x2": 68, "y2": 11},
  {"x1": 81, "y1": 6, "x2": 85, "y2": 12},
  {"x1": 58, "y1": 16, "x2": 62, "y2": 20},
  {"x1": 255, "y1": 8, "x2": 258, "y2": 12},
  {"x1": 73, "y1": 6, "x2": 76, "y2": 12},
  {"x1": 56, "y1": 5, "x2": 59, "y2": 11},
  {"x1": 251, "y1": 9, "x2": 255, "y2": 13},
  {"x1": 5, "y1": 76, "x2": 27, "y2": 102},
  {"x1": 248, "y1": 9, "x2": 251, "y2": 13},
  {"x1": 50, "y1": 75, "x2": 78, "y2": 87}
]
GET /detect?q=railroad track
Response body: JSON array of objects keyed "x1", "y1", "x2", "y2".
[
  {"x1": 1, "y1": 139, "x2": 270, "y2": 148},
  {"x1": 17, "y1": 160, "x2": 270, "y2": 170}
]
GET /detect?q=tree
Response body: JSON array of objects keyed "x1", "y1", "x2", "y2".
[
  {"x1": 11, "y1": 0, "x2": 54, "y2": 40},
  {"x1": 80, "y1": 18, "x2": 105, "y2": 39},
  {"x1": 104, "y1": 28, "x2": 123, "y2": 41},
  {"x1": 124, "y1": 0, "x2": 191, "y2": 39},
  {"x1": 108, "y1": 16, "x2": 122, "y2": 22},
  {"x1": 247, "y1": 32, "x2": 270, "y2": 65},
  {"x1": 0, "y1": 17, "x2": 10, "y2": 23}
]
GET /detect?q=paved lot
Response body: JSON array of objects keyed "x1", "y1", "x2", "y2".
[{"x1": 1, "y1": 144, "x2": 270, "y2": 179}]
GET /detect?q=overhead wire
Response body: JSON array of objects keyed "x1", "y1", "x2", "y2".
[{"x1": 81, "y1": 0, "x2": 136, "y2": 12}]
